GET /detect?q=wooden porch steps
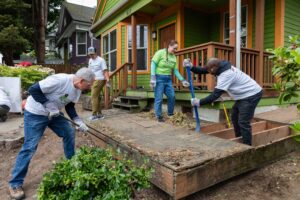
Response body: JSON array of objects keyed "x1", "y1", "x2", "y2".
[{"x1": 112, "y1": 96, "x2": 148, "y2": 112}]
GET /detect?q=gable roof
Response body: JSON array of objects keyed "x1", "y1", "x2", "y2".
[{"x1": 63, "y1": 1, "x2": 96, "y2": 23}]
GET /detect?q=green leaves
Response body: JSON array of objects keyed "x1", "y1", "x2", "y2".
[
  {"x1": 0, "y1": 65, "x2": 49, "y2": 90},
  {"x1": 38, "y1": 146, "x2": 154, "y2": 200}
]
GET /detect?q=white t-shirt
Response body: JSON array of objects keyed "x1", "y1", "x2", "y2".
[
  {"x1": 25, "y1": 74, "x2": 81, "y2": 116},
  {"x1": 88, "y1": 56, "x2": 107, "y2": 80},
  {"x1": 0, "y1": 87, "x2": 12, "y2": 109},
  {"x1": 215, "y1": 66, "x2": 262, "y2": 100}
]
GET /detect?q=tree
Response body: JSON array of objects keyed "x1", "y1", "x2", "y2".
[
  {"x1": 47, "y1": 0, "x2": 63, "y2": 33},
  {"x1": 0, "y1": 0, "x2": 31, "y2": 65}
]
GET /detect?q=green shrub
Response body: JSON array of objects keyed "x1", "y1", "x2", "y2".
[
  {"x1": 267, "y1": 35, "x2": 300, "y2": 141},
  {"x1": 0, "y1": 65, "x2": 49, "y2": 90},
  {"x1": 38, "y1": 146, "x2": 153, "y2": 200}
]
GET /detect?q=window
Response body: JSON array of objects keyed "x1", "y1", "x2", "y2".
[
  {"x1": 224, "y1": 6, "x2": 248, "y2": 47},
  {"x1": 102, "y1": 29, "x2": 117, "y2": 71},
  {"x1": 128, "y1": 25, "x2": 148, "y2": 70},
  {"x1": 76, "y1": 32, "x2": 87, "y2": 56}
]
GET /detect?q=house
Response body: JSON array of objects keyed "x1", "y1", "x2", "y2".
[
  {"x1": 90, "y1": 0, "x2": 300, "y2": 113},
  {"x1": 56, "y1": 2, "x2": 99, "y2": 65}
]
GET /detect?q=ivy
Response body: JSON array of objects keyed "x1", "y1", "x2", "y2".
[
  {"x1": 0, "y1": 65, "x2": 49, "y2": 90},
  {"x1": 38, "y1": 146, "x2": 154, "y2": 200}
]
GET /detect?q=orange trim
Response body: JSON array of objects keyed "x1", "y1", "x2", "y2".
[
  {"x1": 117, "y1": 23, "x2": 122, "y2": 67},
  {"x1": 247, "y1": 0, "x2": 253, "y2": 48},
  {"x1": 220, "y1": 10, "x2": 224, "y2": 42},
  {"x1": 275, "y1": 0, "x2": 285, "y2": 47},
  {"x1": 152, "y1": 3, "x2": 179, "y2": 22},
  {"x1": 177, "y1": 2, "x2": 184, "y2": 49}
]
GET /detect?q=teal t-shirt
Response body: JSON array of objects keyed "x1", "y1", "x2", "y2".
[{"x1": 152, "y1": 49, "x2": 178, "y2": 75}]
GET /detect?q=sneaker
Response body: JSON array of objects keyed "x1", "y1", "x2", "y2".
[
  {"x1": 89, "y1": 114, "x2": 105, "y2": 121},
  {"x1": 89, "y1": 115, "x2": 99, "y2": 121},
  {"x1": 9, "y1": 186, "x2": 25, "y2": 200},
  {"x1": 96, "y1": 114, "x2": 105, "y2": 120},
  {"x1": 157, "y1": 117, "x2": 165, "y2": 122}
]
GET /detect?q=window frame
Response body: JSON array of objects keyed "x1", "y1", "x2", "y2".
[
  {"x1": 223, "y1": 5, "x2": 248, "y2": 47},
  {"x1": 102, "y1": 29, "x2": 117, "y2": 71},
  {"x1": 127, "y1": 24, "x2": 149, "y2": 71},
  {"x1": 76, "y1": 31, "x2": 87, "y2": 57}
]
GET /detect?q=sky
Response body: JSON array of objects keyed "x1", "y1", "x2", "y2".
[{"x1": 67, "y1": 0, "x2": 97, "y2": 8}]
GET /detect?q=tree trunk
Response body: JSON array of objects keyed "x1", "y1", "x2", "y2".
[
  {"x1": 33, "y1": 0, "x2": 48, "y2": 64},
  {"x1": 3, "y1": 50, "x2": 14, "y2": 66}
]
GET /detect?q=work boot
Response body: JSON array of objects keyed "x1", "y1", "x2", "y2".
[
  {"x1": 157, "y1": 117, "x2": 165, "y2": 122},
  {"x1": 9, "y1": 186, "x2": 25, "y2": 200}
]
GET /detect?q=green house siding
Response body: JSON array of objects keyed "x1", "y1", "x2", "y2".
[
  {"x1": 284, "y1": 0, "x2": 300, "y2": 46},
  {"x1": 102, "y1": 0, "x2": 122, "y2": 17},
  {"x1": 264, "y1": 0, "x2": 275, "y2": 49},
  {"x1": 128, "y1": 74, "x2": 150, "y2": 89},
  {"x1": 121, "y1": 25, "x2": 126, "y2": 64},
  {"x1": 209, "y1": 13, "x2": 220, "y2": 42},
  {"x1": 184, "y1": 8, "x2": 220, "y2": 47}
]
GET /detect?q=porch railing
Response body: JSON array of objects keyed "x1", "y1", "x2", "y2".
[
  {"x1": 104, "y1": 63, "x2": 132, "y2": 109},
  {"x1": 175, "y1": 42, "x2": 274, "y2": 90}
]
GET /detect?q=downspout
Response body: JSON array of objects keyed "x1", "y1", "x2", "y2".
[
  {"x1": 236, "y1": 0, "x2": 241, "y2": 69},
  {"x1": 91, "y1": 0, "x2": 130, "y2": 33}
]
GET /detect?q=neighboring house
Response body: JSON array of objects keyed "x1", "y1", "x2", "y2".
[
  {"x1": 90, "y1": 0, "x2": 300, "y2": 91},
  {"x1": 46, "y1": 32, "x2": 56, "y2": 53},
  {"x1": 56, "y1": 2, "x2": 99, "y2": 65}
]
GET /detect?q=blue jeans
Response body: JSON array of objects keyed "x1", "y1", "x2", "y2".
[
  {"x1": 154, "y1": 75, "x2": 175, "y2": 118},
  {"x1": 232, "y1": 90, "x2": 263, "y2": 145},
  {"x1": 9, "y1": 110, "x2": 75, "y2": 187}
]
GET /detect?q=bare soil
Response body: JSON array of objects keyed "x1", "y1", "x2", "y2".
[
  {"x1": 0, "y1": 129, "x2": 299, "y2": 200},
  {"x1": 1, "y1": 107, "x2": 300, "y2": 200}
]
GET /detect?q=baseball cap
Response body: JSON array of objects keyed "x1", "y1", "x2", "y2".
[{"x1": 88, "y1": 46, "x2": 96, "y2": 55}]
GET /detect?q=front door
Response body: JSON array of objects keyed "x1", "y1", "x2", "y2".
[{"x1": 159, "y1": 24, "x2": 175, "y2": 48}]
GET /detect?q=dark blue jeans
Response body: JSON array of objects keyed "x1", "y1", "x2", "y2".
[
  {"x1": 154, "y1": 75, "x2": 175, "y2": 118},
  {"x1": 9, "y1": 110, "x2": 75, "y2": 188},
  {"x1": 231, "y1": 90, "x2": 263, "y2": 145}
]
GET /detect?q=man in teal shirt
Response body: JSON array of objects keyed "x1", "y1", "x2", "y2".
[{"x1": 150, "y1": 40, "x2": 189, "y2": 122}]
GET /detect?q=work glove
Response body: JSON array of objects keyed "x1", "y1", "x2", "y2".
[
  {"x1": 74, "y1": 117, "x2": 89, "y2": 133},
  {"x1": 183, "y1": 58, "x2": 192, "y2": 68},
  {"x1": 150, "y1": 75, "x2": 156, "y2": 88},
  {"x1": 44, "y1": 102, "x2": 60, "y2": 120},
  {"x1": 106, "y1": 80, "x2": 111, "y2": 88},
  {"x1": 181, "y1": 80, "x2": 190, "y2": 87},
  {"x1": 191, "y1": 98, "x2": 200, "y2": 107}
]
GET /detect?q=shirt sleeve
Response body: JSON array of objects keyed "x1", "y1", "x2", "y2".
[
  {"x1": 39, "y1": 75, "x2": 62, "y2": 94},
  {"x1": 100, "y1": 58, "x2": 108, "y2": 70},
  {"x1": 215, "y1": 72, "x2": 234, "y2": 91},
  {"x1": 152, "y1": 50, "x2": 162, "y2": 64}
]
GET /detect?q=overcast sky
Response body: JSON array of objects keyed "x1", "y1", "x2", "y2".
[{"x1": 67, "y1": 0, "x2": 97, "y2": 7}]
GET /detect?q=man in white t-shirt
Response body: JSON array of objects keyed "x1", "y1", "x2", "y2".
[
  {"x1": 8, "y1": 68, "x2": 95, "y2": 200},
  {"x1": 87, "y1": 46, "x2": 110, "y2": 121},
  {"x1": 0, "y1": 86, "x2": 12, "y2": 122},
  {"x1": 185, "y1": 58, "x2": 263, "y2": 146}
]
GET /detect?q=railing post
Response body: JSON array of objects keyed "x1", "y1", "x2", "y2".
[
  {"x1": 206, "y1": 45, "x2": 215, "y2": 91},
  {"x1": 104, "y1": 84, "x2": 109, "y2": 109},
  {"x1": 123, "y1": 64, "x2": 128, "y2": 96}
]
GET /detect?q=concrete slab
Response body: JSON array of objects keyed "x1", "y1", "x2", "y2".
[{"x1": 255, "y1": 105, "x2": 299, "y2": 124}]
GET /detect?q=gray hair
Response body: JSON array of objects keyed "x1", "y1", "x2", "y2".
[
  {"x1": 75, "y1": 67, "x2": 95, "y2": 82},
  {"x1": 207, "y1": 58, "x2": 220, "y2": 67}
]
